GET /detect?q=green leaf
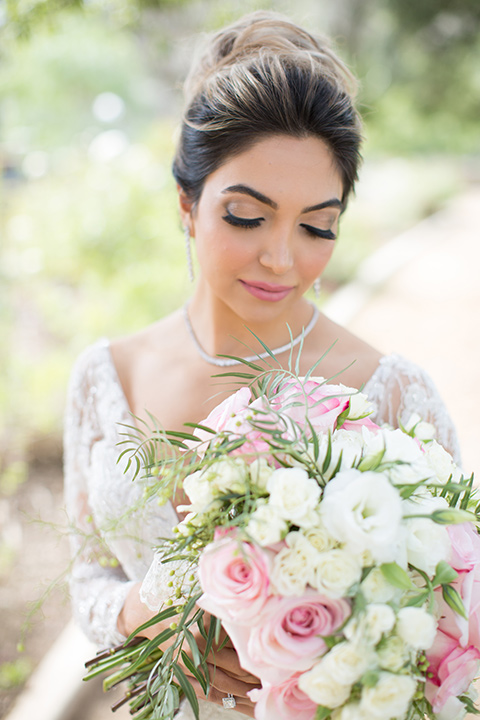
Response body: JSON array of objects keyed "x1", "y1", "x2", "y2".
[
  {"x1": 405, "y1": 590, "x2": 430, "y2": 607},
  {"x1": 181, "y1": 650, "x2": 208, "y2": 695},
  {"x1": 315, "y1": 706, "x2": 332, "y2": 720},
  {"x1": 184, "y1": 628, "x2": 202, "y2": 668},
  {"x1": 304, "y1": 340, "x2": 338, "y2": 382},
  {"x1": 321, "y1": 433, "x2": 332, "y2": 474},
  {"x1": 380, "y1": 562, "x2": 415, "y2": 590},
  {"x1": 125, "y1": 605, "x2": 179, "y2": 643},
  {"x1": 361, "y1": 669, "x2": 380, "y2": 687},
  {"x1": 432, "y1": 560, "x2": 458, "y2": 587},
  {"x1": 442, "y1": 584, "x2": 468, "y2": 620},
  {"x1": 358, "y1": 447, "x2": 385, "y2": 472},
  {"x1": 173, "y1": 662, "x2": 200, "y2": 720}
]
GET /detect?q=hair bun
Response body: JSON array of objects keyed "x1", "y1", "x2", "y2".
[{"x1": 184, "y1": 11, "x2": 357, "y2": 106}]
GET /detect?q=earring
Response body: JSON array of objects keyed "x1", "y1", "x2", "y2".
[
  {"x1": 313, "y1": 277, "x2": 321, "y2": 299},
  {"x1": 184, "y1": 225, "x2": 194, "y2": 282}
]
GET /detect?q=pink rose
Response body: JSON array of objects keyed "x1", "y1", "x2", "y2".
[
  {"x1": 341, "y1": 417, "x2": 380, "y2": 432},
  {"x1": 271, "y1": 379, "x2": 349, "y2": 434},
  {"x1": 195, "y1": 387, "x2": 252, "y2": 441},
  {"x1": 197, "y1": 538, "x2": 271, "y2": 622},
  {"x1": 249, "y1": 674, "x2": 316, "y2": 720},
  {"x1": 426, "y1": 630, "x2": 480, "y2": 713},
  {"x1": 435, "y1": 525, "x2": 480, "y2": 648},
  {"x1": 225, "y1": 591, "x2": 351, "y2": 683}
]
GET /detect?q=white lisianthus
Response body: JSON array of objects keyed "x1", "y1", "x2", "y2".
[
  {"x1": 361, "y1": 567, "x2": 398, "y2": 604},
  {"x1": 203, "y1": 457, "x2": 247, "y2": 494},
  {"x1": 404, "y1": 412, "x2": 437, "y2": 442},
  {"x1": 249, "y1": 458, "x2": 274, "y2": 492},
  {"x1": 403, "y1": 498, "x2": 452, "y2": 576},
  {"x1": 303, "y1": 524, "x2": 337, "y2": 553},
  {"x1": 337, "y1": 384, "x2": 375, "y2": 420},
  {"x1": 246, "y1": 501, "x2": 287, "y2": 547},
  {"x1": 423, "y1": 440, "x2": 462, "y2": 484},
  {"x1": 320, "y1": 469, "x2": 403, "y2": 563},
  {"x1": 319, "y1": 641, "x2": 374, "y2": 685},
  {"x1": 298, "y1": 664, "x2": 352, "y2": 708},
  {"x1": 321, "y1": 430, "x2": 365, "y2": 480},
  {"x1": 310, "y1": 548, "x2": 362, "y2": 597},
  {"x1": 396, "y1": 607, "x2": 437, "y2": 650},
  {"x1": 270, "y1": 531, "x2": 319, "y2": 595},
  {"x1": 376, "y1": 635, "x2": 409, "y2": 672},
  {"x1": 267, "y1": 467, "x2": 321, "y2": 528},
  {"x1": 359, "y1": 672, "x2": 417, "y2": 719},
  {"x1": 363, "y1": 604, "x2": 396, "y2": 645},
  {"x1": 362, "y1": 427, "x2": 423, "y2": 466},
  {"x1": 386, "y1": 457, "x2": 435, "y2": 486}
]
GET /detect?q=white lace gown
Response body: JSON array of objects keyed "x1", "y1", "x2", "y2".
[{"x1": 64, "y1": 339, "x2": 461, "y2": 719}]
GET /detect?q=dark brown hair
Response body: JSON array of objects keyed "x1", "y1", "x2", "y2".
[{"x1": 172, "y1": 11, "x2": 362, "y2": 206}]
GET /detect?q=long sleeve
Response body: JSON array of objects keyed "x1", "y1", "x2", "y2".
[
  {"x1": 365, "y1": 354, "x2": 461, "y2": 465},
  {"x1": 64, "y1": 345, "x2": 136, "y2": 646}
]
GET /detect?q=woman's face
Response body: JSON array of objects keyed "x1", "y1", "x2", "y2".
[{"x1": 181, "y1": 134, "x2": 344, "y2": 322}]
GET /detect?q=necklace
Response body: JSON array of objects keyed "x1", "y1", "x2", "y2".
[{"x1": 183, "y1": 302, "x2": 320, "y2": 367}]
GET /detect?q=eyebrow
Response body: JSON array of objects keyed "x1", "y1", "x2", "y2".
[{"x1": 222, "y1": 184, "x2": 344, "y2": 214}]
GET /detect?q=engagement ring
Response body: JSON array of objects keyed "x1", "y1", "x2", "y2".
[{"x1": 222, "y1": 693, "x2": 236, "y2": 709}]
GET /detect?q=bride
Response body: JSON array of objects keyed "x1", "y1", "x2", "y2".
[{"x1": 64, "y1": 10, "x2": 460, "y2": 719}]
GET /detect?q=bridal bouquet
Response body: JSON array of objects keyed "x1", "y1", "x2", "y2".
[{"x1": 85, "y1": 358, "x2": 479, "y2": 720}]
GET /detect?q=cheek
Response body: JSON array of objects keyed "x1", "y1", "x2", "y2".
[{"x1": 299, "y1": 242, "x2": 335, "y2": 278}]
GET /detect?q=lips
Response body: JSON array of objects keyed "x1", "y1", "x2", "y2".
[{"x1": 239, "y1": 279, "x2": 294, "y2": 302}]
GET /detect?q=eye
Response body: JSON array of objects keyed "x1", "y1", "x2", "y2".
[
  {"x1": 301, "y1": 223, "x2": 336, "y2": 240},
  {"x1": 222, "y1": 209, "x2": 263, "y2": 230}
]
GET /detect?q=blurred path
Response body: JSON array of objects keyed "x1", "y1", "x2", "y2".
[{"x1": 325, "y1": 186, "x2": 480, "y2": 477}]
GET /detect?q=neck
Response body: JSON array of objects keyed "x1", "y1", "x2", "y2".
[{"x1": 187, "y1": 285, "x2": 317, "y2": 359}]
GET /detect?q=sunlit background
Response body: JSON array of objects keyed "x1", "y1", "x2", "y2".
[{"x1": 0, "y1": 0, "x2": 479, "y2": 715}]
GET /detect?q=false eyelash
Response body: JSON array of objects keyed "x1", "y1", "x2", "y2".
[
  {"x1": 222, "y1": 211, "x2": 263, "y2": 229},
  {"x1": 301, "y1": 224, "x2": 336, "y2": 240}
]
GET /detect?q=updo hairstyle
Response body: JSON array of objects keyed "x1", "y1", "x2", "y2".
[{"x1": 172, "y1": 11, "x2": 362, "y2": 207}]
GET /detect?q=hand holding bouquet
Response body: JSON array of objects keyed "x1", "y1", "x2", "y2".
[{"x1": 85, "y1": 358, "x2": 479, "y2": 720}]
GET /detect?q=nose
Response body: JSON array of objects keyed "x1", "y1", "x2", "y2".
[{"x1": 259, "y1": 228, "x2": 294, "y2": 275}]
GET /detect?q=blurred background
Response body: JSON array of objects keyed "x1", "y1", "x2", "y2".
[{"x1": 0, "y1": 0, "x2": 479, "y2": 716}]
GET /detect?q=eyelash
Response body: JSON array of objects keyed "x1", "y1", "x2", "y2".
[{"x1": 222, "y1": 211, "x2": 336, "y2": 240}]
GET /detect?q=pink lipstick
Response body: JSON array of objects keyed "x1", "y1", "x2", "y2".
[{"x1": 239, "y1": 279, "x2": 294, "y2": 302}]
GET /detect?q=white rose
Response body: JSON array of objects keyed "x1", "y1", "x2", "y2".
[
  {"x1": 246, "y1": 502, "x2": 287, "y2": 547},
  {"x1": 363, "y1": 604, "x2": 396, "y2": 645},
  {"x1": 332, "y1": 702, "x2": 369, "y2": 720},
  {"x1": 376, "y1": 635, "x2": 409, "y2": 672},
  {"x1": 298, "y1": 664, "x2": 352, "y2": 708},
  {"x1": 396, "y1": 607, "x2": 437, "y2": 650},
  {"x1": 320, "y1": 469, "x2": 403, "y2": 563},
  {"x1": 361, "y1": 567, "x2": 398, "y2": 604},
  {"x1": 320, "y1": 641, "x2": 374, "y2": 685},
  {"x1": 310, "y1": 548, "x2": 362, "y2": 597},
  {"x1": 423, "y1": 440, "x2": 462, "y2": 484},
  {"x1": 359, "y1": 672, "x2": 417, "y2": 719},
  {"x1": 267, "y1": 467, "x2": 321, "y2": 528},
  {"x1": 249, "y1": 458, "x2": 273, "y2": 492},
  {"x1": 204, "y1": 458, "x2": 247, "y2": 494},
  {"x1": 303, "y1": 524, "x2": 337, "y2": 553},
  {"x1": 270, "y1": 531, "x2": 319, "y2": 595}
]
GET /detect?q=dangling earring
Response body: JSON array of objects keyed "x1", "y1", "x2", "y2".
[
  {"x1": 313, "y1": 277, "x2": 321, "y2": 299},
  {"x1": 184, "y1": 225, "x2": 194, "y2": 282}
]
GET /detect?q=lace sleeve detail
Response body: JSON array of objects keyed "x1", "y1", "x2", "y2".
[
  {"x1": 365, "y1": 354, "x2": 462, "y2": 465},
  {"x1": 64, "y1": 344, "x2": 135, "y2": 647}
]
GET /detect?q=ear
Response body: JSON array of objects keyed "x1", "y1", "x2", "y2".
[{"x1": 177, "y1": 184, "x2": 194, "y2": 235}]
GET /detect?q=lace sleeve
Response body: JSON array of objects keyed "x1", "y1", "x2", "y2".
[
  {"x1": 365, "y1": 355, "x2": 462, "y2": 465},
  {"x1": 64, "y1": 346, "x2": 135, "y2": 647}
]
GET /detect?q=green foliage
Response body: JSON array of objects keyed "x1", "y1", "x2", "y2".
[{"x1": 0, "y1": 658, "x2": 33, "y2": 690}]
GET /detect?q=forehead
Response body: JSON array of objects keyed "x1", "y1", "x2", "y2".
[{"x1": 201, "y1": 135, "x2": 344, "y2": 204}]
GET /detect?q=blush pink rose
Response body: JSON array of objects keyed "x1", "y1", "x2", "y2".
[
  {"x1": 249, "y1": 674, "x2": 317, "y2": 720},
  {"x1": 341, "y1": 417, "x2": 380, "y2": 432},
  {"x1": 425, "y1": 630, "x2": 480, "y2": 713},
  {"x1": 434, "y1": 526, "x2": 480, "y2": 649},
  {"x1": 225, "y1": 590, "x2": 351, "y2": 683},
  {"x1": 271, "y1": 379, "x2": 349, "y2": 434},
  {"x1": 197, "y1": 538, "x2": 271, "y2": 622},
  {"x1": 195, "y1": 387, "x2": 252, "y2": 443}
]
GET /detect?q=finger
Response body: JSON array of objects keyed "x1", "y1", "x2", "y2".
[
  {"x1": 187, "y1": 677, "x2": 256, "y2": 718},
  {"x1": 180, "y1": 661, "x2": 260, "y2": 699}
]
